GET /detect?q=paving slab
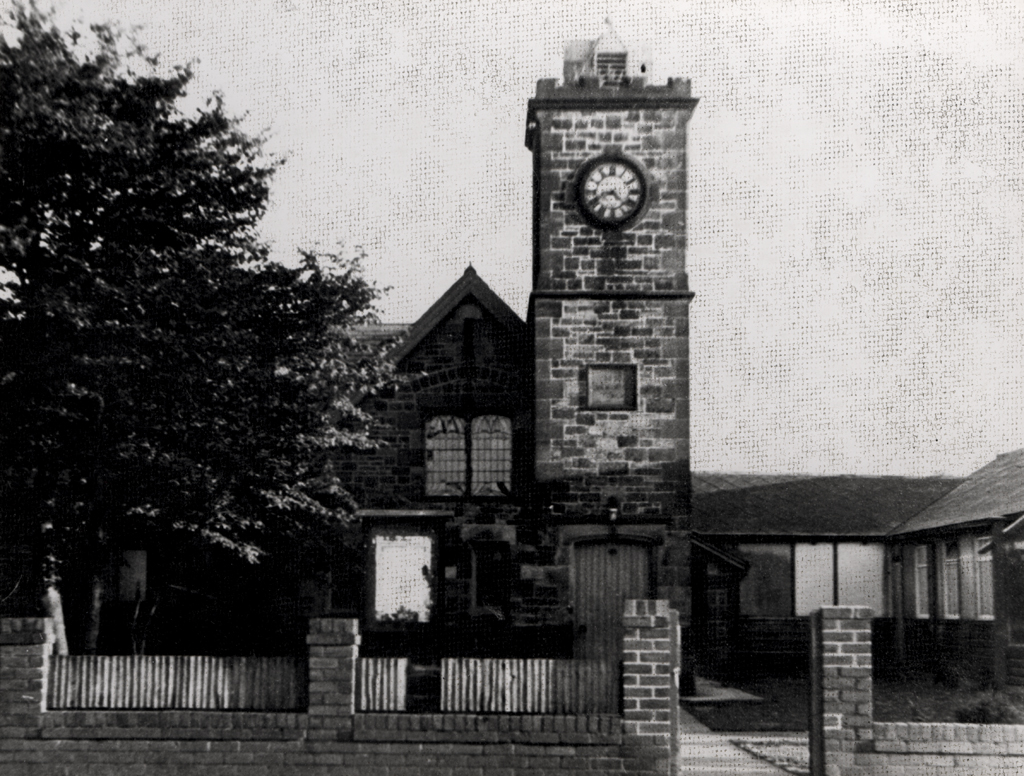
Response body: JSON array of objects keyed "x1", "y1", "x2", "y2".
[
  {"x1": 677, "y1": 708, "x2": 810, "y2": 774},
  {"x1": 677, "y1": 733, "x2": 784, "y2": 774}
]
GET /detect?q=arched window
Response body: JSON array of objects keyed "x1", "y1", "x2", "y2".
[
  {"x1": 424, "y1": 414, "x2": 512, "y2": 497},
  {"x1": 425, "y1": 416, "x2": 466, "y2": 496},
  {"x1": 470, "y1": 415, "x2": 512, "y2": 496}
]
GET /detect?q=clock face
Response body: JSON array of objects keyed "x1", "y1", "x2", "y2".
[{"x1": 578, "y1": 158, "x2": 646, "y2": 227}]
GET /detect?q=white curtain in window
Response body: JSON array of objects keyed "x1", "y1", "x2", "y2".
[
  {"x1": 976, "y1": 537, "x2": 994, "y2": 619},
  {"x1": 837, "y1": 543, "x2": 885, "y2": 615},
  {"x1": 795, "y1": 543, "x2": 834, "y2": 616},
  {"x1": 942, "y1": 542, "x2": 960, "y2": 618},
  {"x1": 914, "y1": 545, "x2": 931, "y2": 619}
]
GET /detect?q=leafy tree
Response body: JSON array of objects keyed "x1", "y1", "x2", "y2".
[{"x1": 0, "y1": 4, "x2": 395, "y2": 653}]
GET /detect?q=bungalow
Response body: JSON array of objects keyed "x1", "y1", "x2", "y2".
[
  {"x1": 689, "y1": 473, "x2": 962, "y2": 675},
  {"x1": 884, "y1": 446, "x2": 1024, "y2": 685}
]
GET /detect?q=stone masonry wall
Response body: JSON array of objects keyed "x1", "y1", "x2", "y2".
[
  {"x1": 533, "y1": 294, "x2": 689, "y2": 521},
  {"x1": 341, "y1": 298, "x2": 528, "y2": 512},
  {"x1": 528, "y1": 83, "x2": 696, "y2": 524},
  {"x1": 529, "y1": 86, "x2": 697, "y2": 294},
  {"x1": 810, "y1": 606, "x2": 1024, "y2": 776},
  {"x1": 0, "y1": 600, "x2": 681, "y2": 775}
]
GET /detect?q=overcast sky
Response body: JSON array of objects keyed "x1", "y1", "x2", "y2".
[{"x1": 41, "y1": 0, "x2": 1024, "y2": 478}]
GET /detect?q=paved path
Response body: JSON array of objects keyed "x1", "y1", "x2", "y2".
[{"x1": 677, "y1": 708, "x2": 804, "y2": 775}]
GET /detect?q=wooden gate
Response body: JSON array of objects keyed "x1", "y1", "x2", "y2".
[{"x1": 573, "y1": 541, "x2": 652, "y2": 661}]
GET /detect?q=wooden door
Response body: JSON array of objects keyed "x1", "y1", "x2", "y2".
[{"x1": 573, "y1": 541, "x2": 652, "y2": 661}]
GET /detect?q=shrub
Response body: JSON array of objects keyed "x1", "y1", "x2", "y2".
[
  {"x1": 955, "y1": 693, "x2": 1024, "y2": 724},
  {"x1": 934, "y1": 662, "x2": 970, "y2": 689},
  {"x1": 934, "y1": 660, "x2": 994, "y2": 690}
]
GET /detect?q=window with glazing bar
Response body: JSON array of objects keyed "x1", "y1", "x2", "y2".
[{"x1": 424, "y1": 415, "x2": 512, "y2": 497}]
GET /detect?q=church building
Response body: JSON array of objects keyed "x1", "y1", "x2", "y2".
[{"x1": 338, "y1": 26, "x2": 699, "y2": 667}]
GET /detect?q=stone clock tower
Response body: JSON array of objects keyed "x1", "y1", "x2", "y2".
[{"x1": 526, "y1": 26, "x2": 698, "y2": 529}]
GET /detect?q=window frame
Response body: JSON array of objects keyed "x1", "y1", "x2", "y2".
[
  {"x1": 364, "y1": 520, "x2": 441, "y2": 631},
  {"x1": 468, "y1": 541, "x2": 511, "y2": 618},
  {"x1": 914, "y1": 544, "x2": 931, "y2": 619},
  {"x1": 836, "y1": 542, "x2": 886, "y2": 616},
  {"x1": 423, "y1": 413, "x2": 513, "y2": 499},
  {"x1": 737, "y1": 542, "x2": 794, "y2": 617},
  {"x1": 975, "y1": 536, "x2": 995, "y2": 621},
  {"x1": 941, "y1": 541, "x2": 961, "y2": 619},
  {"x1": 794, "y1": 542, "x2": 834, "y2": 616}
]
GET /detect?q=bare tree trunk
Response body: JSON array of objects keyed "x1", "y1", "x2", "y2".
[
  {"x1": 82, "y1": 527, "x2": 108, "y2": 655},
  {"x1": 83, "y1": 572, "x2": 105, "y2": 655},
  {"x1": 40, "y1": 518, "x2": 69, "y2": 655},
  {"x1": 81, "y1": 397, "x2": 108, "y2": 656},
  {"x1": 130, "y1": 596, "x2": 158, "y2": 656},
  {"x1": 41, "y1": 582, "x2": 69, "y2": 655}
]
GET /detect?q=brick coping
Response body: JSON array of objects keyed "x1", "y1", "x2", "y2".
[
  {"x1": 872, "y1": 721, "x2": 1024, "y2": 754},
  {"x1": 28, "y1": 710, "x2": 623, "y2": 745}
]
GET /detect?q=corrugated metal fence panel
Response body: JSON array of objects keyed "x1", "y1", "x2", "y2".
[
  {"x1": 440, "y1": 658, "x2": 617, "y2": 713},
  {"x1": 48, "y1": 656, "x2": 305, "y2": 710},
  {"x1": 356, "y1": 657, "x2": 408, "y2": 711}
]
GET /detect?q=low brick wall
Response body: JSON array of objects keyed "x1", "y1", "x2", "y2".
[
  {"x1": 0, "y1": 599, "x2": 680, "y2": 775},
  {"x1": 810, "y1": 606, "x2": 1024, "y2": 776}
]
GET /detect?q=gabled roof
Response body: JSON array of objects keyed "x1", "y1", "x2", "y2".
[
  {"x1": 890, "y1": 447, "x2": 1024, "y2": 536},
  {"x1": 691, "y1": 535, "x2": 749, "y2": 571},
  {"x1": 386, "y1": 266, "x2": 525, "y2": 366},
  {"x1": 692, "y1": 474, "x2": 962, "y2": 538}
]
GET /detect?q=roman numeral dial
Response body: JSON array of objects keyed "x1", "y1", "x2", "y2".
[{"x1": 577, "y1": 157, "x2": 647, "y2": 228}]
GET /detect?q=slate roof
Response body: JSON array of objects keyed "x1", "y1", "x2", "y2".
[
  {"x1": 344, "y1": 267, "x2": 524, "y2": 363},
  {"x1": 692, "y1": 472, "x2": 814, "y2": 495},
  {"x1": 691, "y1": 473, "x2": 962, "y2": 538},
  {"x1": 889, "y1": 447, "x2": 1024, "y2": 536}
]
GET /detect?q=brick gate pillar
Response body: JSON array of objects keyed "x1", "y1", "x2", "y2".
[
  {"x1": 306, "y1": 617, "x2": 359, "y2": 740},
  {"x1": 809, "y1": 606, "x2": 873, "y2": 776},
  {"x1": 0, "y1": 618, "x2": 55, "y2": 731},
  {"x1": 622, "y1": 599, "x2": 679, "y2": 775}
]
